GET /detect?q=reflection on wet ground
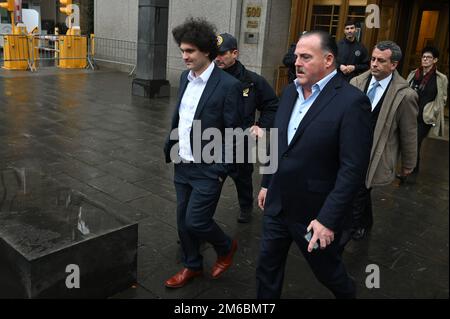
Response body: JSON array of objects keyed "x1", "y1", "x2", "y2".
[{"x1": 0, "y1": 167, "x2": 127, "y2": 260}]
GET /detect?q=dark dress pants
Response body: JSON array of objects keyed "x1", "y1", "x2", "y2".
[
  {"x1": 230, "y1": 163, "x2": 254, "y2": 210},
  {"x1": 256, "y1": 212, "x2": 356, "y2": 299},
  {"x1": 339, "y1": 186, "x2": 372, "y2": 251},
  {"x1": 174, "y1": 163, "x2": 232, "y2": 271},
  {"x1": 351, "y1": 186, "x2": 373, "y2": 230},
  {"x1": 415, "y1": 120, "x2": 433, "y2": 174}
]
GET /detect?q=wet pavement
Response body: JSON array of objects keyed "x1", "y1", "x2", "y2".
[{"x1": 0, "y1": 69, "x2": 448, "y2": 299}]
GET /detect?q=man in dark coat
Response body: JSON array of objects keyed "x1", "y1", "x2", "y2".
[{"x1": 215, "y1": 33, "x2": 278, "y2": 223}]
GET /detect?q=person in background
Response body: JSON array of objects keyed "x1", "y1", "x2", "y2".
[
  {"x1": 215, "y1": 32, "x2": 279, "y2": 223},
  {"x1": 337, "y1": 20, "x2": 369, "y2": 82},
  {"x1": 406, "y1": 46, "x2": 448, "y2": 181},
  {"x1": 349, "y1": 41, "x2": 418, "y2": 240},
  {"x1": 283, "y1": 42, "x2": 297, "y2": 83}
]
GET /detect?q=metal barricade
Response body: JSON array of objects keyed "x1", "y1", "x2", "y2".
[
  {"x1": 0, "y1": 34, "x2": 94, "y2": 71},
  {"x1": 32, "y1": 34, "x2": 58, "y2": 68},
  {"x1": 32, "y1": 34, "x2": 94, "y2": 70},
  {"x1": 90, "y1": 36, "x2": 137, "y2": 75},
  {"x1": 1, "y1": 34, "x2": 137, "y2": 73}
]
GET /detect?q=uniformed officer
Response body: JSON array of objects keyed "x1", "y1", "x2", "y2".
[
  {"x1": 336, "y1": 20, "x2": 369, "y2": 81},
  {"x1": 215, "y1": 33, "x2": 279, "y2": 223}
]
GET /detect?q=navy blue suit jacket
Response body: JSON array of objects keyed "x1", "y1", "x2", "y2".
[
  {"x1": 164, "y1": 64, "x2": 243, "y2": 177},
  {"x1": 262, "y1": 73, "x2": 372, "y2": 232}
]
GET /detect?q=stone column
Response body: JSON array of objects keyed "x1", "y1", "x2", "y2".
[{"x1": 132, "y1": 0, "x2": 170, "y2": 98}]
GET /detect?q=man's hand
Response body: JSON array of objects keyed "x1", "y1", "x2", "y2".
[
  {"x1": 258, "y1": 188, "x2": 268, "y2": 210},
  {"x1": 347, "y1": 65, "x2": 356, "y2": 73},
  {"x1": 340, "y1": 65, "x2": 348, "y2": 74},
  {"x1": 306, "y1": 220, "x2": 335, "y2": 253},
  {"x1": 250, "y1": 125, "x2": 264, "y2": 139},
  {"x1": 402, "y1": 167, "x2": 414, "y2": 176}
]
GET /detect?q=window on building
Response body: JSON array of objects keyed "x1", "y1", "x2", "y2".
[
  {"x1": 1, "y1": 8, "x2": 12, "y2": 24},
  {"x1": 311, "y1": 4, "x2": 340, "y2": 38},
  {"x1": 347, "y1": 1, "x2": 367, "y2": 42}
]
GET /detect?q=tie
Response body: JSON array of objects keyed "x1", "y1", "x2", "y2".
[{"x1": 367, "y1": 81, "x2": 379, "y2": 105}]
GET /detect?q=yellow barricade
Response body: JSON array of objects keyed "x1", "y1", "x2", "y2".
[
  {"x1": 1, "y1": 34, "x2": 31, "y2": 70},
  {"x1": 58, "y1": 35, "x2": 87, "y2": 69}
]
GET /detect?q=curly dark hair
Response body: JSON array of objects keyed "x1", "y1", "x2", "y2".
[{"x1": 172, "y1": 17, "x2": 218, "y2": 61}]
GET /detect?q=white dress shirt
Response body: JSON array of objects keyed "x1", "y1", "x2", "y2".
[
  {"x1": 178, "y1": 62, "x2": 215, "y2": 162},
  {"x1": 367, "y1": 73, "x2": 392, "y2": 111}
]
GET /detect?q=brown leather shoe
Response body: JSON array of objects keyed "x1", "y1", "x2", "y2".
[
  {"x1": 211, "y1": 239, "x2": 238, "y2": 279},
  {"x1": 165, "y1": 268, "x2": 203, "y2": 288}
]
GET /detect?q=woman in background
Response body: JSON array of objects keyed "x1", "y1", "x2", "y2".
[{"x1": 406, "y1": 46, "x2": 448, "y2": 179}]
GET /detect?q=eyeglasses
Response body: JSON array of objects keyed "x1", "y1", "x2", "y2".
[{"x1": 422, "y1": 56, "x2": 434, "y2": 60}]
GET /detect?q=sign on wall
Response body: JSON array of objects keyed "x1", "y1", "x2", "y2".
[
  {"x1": 244, "y1": 4, "x2": 262, "y2": 44},
  {"x1": 246, "y1": 5, "x2": 261, "y2": 29}
]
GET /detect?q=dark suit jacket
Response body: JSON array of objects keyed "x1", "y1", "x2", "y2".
[
  {"x1": 262, "y1": 73, "x2": 372, "y2": 232},
  {"x1": 164, "y1": 64, "x2": 244, "y2": 177}
]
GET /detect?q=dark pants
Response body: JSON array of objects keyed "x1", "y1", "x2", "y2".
[
  {"x1": 256, "y1": 213, "x2": 356, "y2": 299},
  {"x1": 351, "y1": 186, "x2": 373, "y2": 230},
  {"x1": 174, "y1": 163, "x2": 232, "y2": 271},
  {"x1": 230, "y1": 163, "x2": 254, "y2": 210},
  {"x1": 335, "y1": 186, "x2": 373, "y2": 251},
  {"x1": 414, "y1": 120, "x2": 433, "y2": 174}
]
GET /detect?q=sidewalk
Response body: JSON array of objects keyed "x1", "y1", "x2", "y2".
[{"x1": 0, "y1": 69, "x2": 448, "y2": 299}]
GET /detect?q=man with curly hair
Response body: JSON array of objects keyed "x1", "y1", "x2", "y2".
[{"x1": 163, "y1": 18, "x2": 243, "y2": 288}]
